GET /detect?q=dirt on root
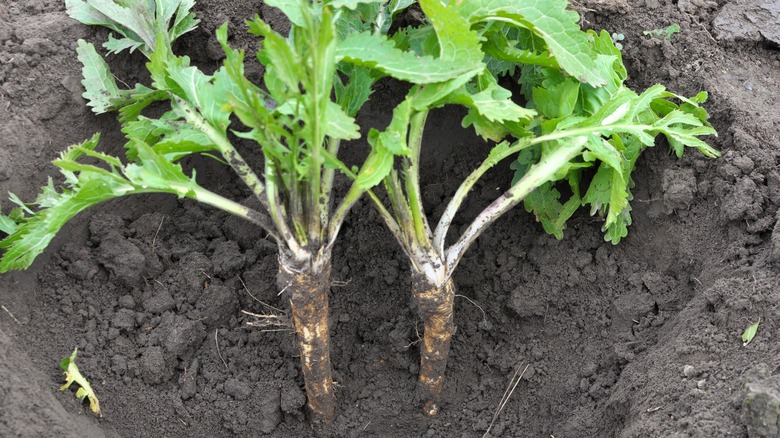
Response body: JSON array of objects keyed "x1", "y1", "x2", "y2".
[{"x1": 2, "y1": 0, "x2": 780, "y2": 437}]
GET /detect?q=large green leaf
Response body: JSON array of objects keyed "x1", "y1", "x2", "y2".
[
  {"x1": 457, "y1": 0, "x2": 613, "y2": 87},
  {"x1": 66, "y1": 0, "x2": 199, "y2": 57},
  {"x1": 76, "y1": 40, "x2": 125, "y2": 114}
]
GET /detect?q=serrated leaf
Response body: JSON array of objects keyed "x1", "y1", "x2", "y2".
[
  {"x1": 67, "y1": 0, "x2": 199, "y2": 58},
  {"x1": 59, "y1": 348, "x2": 101, "y2": 416},
  {"x1": 0, "y1": 209, "x2": 17, "y2": 235},
  {"x1": 335, "y1": 64, "x2": 376, "y2": 117},
  {"x1": 582, "y1": 161, "x2": 631, "y2": 243},
  {"x1": 325, "y1": 101, "x2": 361, "y2": 140},
  {"x1": 583, "y1": 136, "x2": 623, "y2": 174},
  {"x1": 532, "y1": 78, "x2": 580, "y2": 119},
  {"x1": 117, "y1": 85, "x2": 169, "y2": 123},
  {"x1": 389, "y1": 100, "x2": 415, "y2": 148},
  {"x1": 338, "y1": 32, "x2": 479, "y2": 84},
  {"x1": 76, "y1": 40, "x2": 126, "y2": 114},
  {"x1": 524, "y1": 182, "x2": 581, "y2": 239},
  {"x1": 0, "y1": 134, "x2": 207, "y2": 272},
  {"x1": 457, "y1": 0, "x2": 613, "y2": 87},
  {"x1": 248, "y1": 16, "x2": 301, "y2": 92},
  {"x1": 104, "y1": 33, "x2": 143, "y2": 55}
]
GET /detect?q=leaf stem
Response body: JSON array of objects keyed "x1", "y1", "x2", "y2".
[
  {"x1": 445, "y1": 137, "x2": 587, "y2": 274},
  {"x1": 405, "y1": 110, "x2": 432, "y2": 246},
  {"x1": 175, "y1": 98, "x2": 268, "y2": 205},
  {"x1": 190, "y1": 186, "x2": 281, "y2": 242},
  {"x1": 433, "y1": 122, "x2": 658, "y2": 254}
]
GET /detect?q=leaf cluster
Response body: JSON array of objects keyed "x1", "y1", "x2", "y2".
[{"x1": 59, "y1": 348, "x2": 101, "y2": 416}]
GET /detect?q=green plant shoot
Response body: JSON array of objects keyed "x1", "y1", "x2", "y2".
[
  {"x1": 60, "y1": 348, "x2": 101, "y2": 416},
  {"x1": 643, "y1": 23, "x2": 681, "y2": 41},
  {"x1": 742, "y1": 318, "x2": 760, "y2": 346}
]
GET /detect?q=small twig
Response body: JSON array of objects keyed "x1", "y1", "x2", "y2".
[
  {"x1": 331, "y1": 278, "x2": 352, "y2": 287},
  {"x1": 455, "y1": 294, "x2": 488, "y2": 326},
  {"x1": 1, "y1": 305, "x2": 22, "y2": 324},
  {"x1": 214, "y1": 329, "x2": 228, "y2": 370},
  {"x1": 483, "y1": 364, "x2": 530, "y2": 438},
  {"x1": 238, "y1": 276, "x2": 286, "y2": 315},
  {"x1": 277, "y1": 281, "x2": 292, "y2": 296},
  {"x1": 151, "y1": 216, "x2": 165, "y2": 251}
]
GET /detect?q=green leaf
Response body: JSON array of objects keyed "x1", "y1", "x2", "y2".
[
  {"x1": 0, "y1": 208, "x2": 17, "y2": 235},
  {"x1": 76, "y1": 40, "x2": 125, "y2": 114},
  {"x1": 328, "y1": 0, "x2": 384, "y2": 10},
  {"x1": 263, "y1": 0, "x2": 307, "y2": 27},
  {"x1": 248, "y1": 16, "x2": 302, "y2": 92},
  {"x1": 532, "y1": 78, "x2": 580, "y2": 119},
  {"x1": 355, "y1": 145, "x2": 394, "y2": 189},
  {"x1": 742, "y1": 318, "x2": 760, "y2": 346},
  {"x1": 373, "y1": 99, "x2": 411, "y2": 155},
  {"x1": 117, "y1": 84, "x2": 169, "y2": 123},
  {"x1": 0, "y1": 134, "x2": 207, "y2": 272},
  {"x1": 583, "y1": 136, "x2": 623, "y2": 174},
  {"x1": 338, "y1": 32, "x2": 480, "y2": 84},
  {"x1": 335, "y1": 64, "x2": 376, "y2": 117},
  {"x1": 0, "y1": 136, "x2": 130, "y2": 271},
  {"x1": 456, "y1": 0, "x2": 613, "y2": 87},
  {"x1": 582, "y1": 162, "x2": 629, "y2": 237},
  {"x1": 524, "y1": 182, "x2": 581, "y2": 239},
  {"x1": 325, "y1": 101, "x2": 361, "y2": 140},
  {"x1": 59, "y1": 348, "x2": 101, "y2": 416},
  {"x1": 66, "y1": 0, "x2": 199, "y2": 58}
]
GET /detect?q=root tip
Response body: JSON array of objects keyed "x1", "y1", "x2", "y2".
[{"x1": 422, "y1": 400, "x2": 439, "y2": 417}]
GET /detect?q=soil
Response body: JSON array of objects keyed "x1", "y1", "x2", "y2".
[{"x1": 2, "y1": 0, "x2": 780, "y2": 437}]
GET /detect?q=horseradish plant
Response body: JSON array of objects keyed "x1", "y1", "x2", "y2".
[
  {"x1": 0, "y1": 0, "x2": 719, "y2": 423},
  {"x1": 0, "y1": 0, "x2": 456, "y2": 424},
  {"x1": 343, "y1": 0, "x2": 719, "y2": 415}
]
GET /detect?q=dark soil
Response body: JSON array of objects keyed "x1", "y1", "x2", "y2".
[{"x1": 2, "y1": 0, "x2": 780, "y2": 437}]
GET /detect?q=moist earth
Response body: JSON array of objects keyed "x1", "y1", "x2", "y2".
[{"x1": 2, "y1": 0, "x2": 780, "y2": 437}]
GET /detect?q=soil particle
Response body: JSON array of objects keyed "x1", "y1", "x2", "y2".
[
  {"x1": 507, "y1": 285, "x2": 548, "y2": 318},
  {"x1": 173, "y1": 251, "x2": 213, "y2": 293},
  {"x1": 722, "y1": 177, "x2": 764, "y2": 221},
  {"x1": 280, "y1": 382, "x2": 307, "y2": 415},
  {"x1": 142, "y1": 288, "x2": 176, "y2": 314},
  {"x1": 771, "y1": 217, "x2": 780, "y2": 264},
  {"x1": 610, "y1": 291, "x2": 656, "y2": 340},
  {"x1": 151, "y1": 313, "x2": 206, "y2": 364},
  {"x1": 223, "y1": 378, "x2": 251, "y2": 400},
  {"x1": 95, "y1": 232, "x2": 149, "y2": 288},
  {"x1": 210, "y1": 240, "x2": 245, "y2": 276},
  {"x1": 195, "y1": 283, "x2": 238, "y2": 329},
  {"x1": 662, "y1": 168, "x2": 697, "y2": 215},
  {"x1": 111, "y1": 309, "x2": 137, "y2": 331},
  {"x1": 140, "y1": 346, "x2": 171, "y2": 385},
  {"x1": 118, "y1": 294, "x2": 136, "y2": 309}
]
